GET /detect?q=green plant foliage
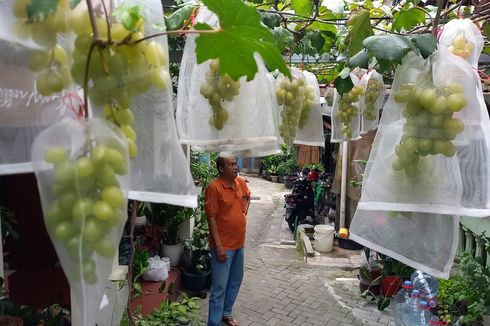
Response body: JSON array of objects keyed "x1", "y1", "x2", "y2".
[
  {"x1": 291, "y1": 0, "x2": 314, "y2": 17},
  {"x1": 165, "y1": 4, "x2": 196, "y2": 31},
  {"x1": 409, "y1": 34, "x2": 437, "y2": 59},
  {"x1": 296, "y1": 30, "x2": 326, "y2": 55},
  {"x1": 261, "y1": 12, "x2": 281, "y2": 28},
  {"x1": 261, "y1": 145, "x2": 298, "y2": 176},
  {"x1": 112, "y1": 4, "x2": 144, "y2": 31},
  {"x1": 26, "y1": 0, "x2": 59, "y2": 22},
  {"x1": 349, "y1": 49, "x2": 370, "y2": 69},
  {"x1": 346, "y1": 9, "x2": 374, "y2": 56},
  {"x1": 363, "y1": 35, "x2": 411, "y2": 64},
  {"x1": 195, "y1": 0, "x2": 290, "y2": 81},
  {"x1": 273, "y1": 26, "x2": 295, "y2": 52},
  {"x1": 392, "y1": 7, "x2": 426, "y2": 32},
  {"x1": 333, "y1": 74, "x2": 354, "y2": 96},
  {"x1": 68, "y1": 0, "x2": 81, "y2": 9}
]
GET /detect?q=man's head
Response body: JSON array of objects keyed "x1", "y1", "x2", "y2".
[{"x1": 216, "y1": 154, "x2": 238, "y2": 179}]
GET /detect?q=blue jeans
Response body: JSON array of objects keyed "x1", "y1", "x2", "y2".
[{"x1": 208, "y1": 247, "x2": 244, "y2": 326}]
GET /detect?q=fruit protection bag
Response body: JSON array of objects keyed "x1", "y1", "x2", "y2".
[
  {"x1": 322, "y1": 86, "x2": 335, "y2": 116},
  {"x1": 89, "y1": 0, "x2": 199, "y2": 207},
  {"x1": 176, "y1": 7, "x2": 279, "y2": 153},
  {"x1": 294, "y1": 71, "x2": 325, "y2": 147},
  {"x1": 0, "y1": 1, "x2": 79, "y2": 175},
  {"x1": 360, "y1": 70, "x2": 385, "y2": 134},
  {"x1": 350, "y1": 209, "x2": 459, "y2": 279},
  {"x1": 275, "y1": 68, "x2": 306, "y2": 149},
  {"x1": 331, "y1": 73, "x2": 363, "y2": 142},
  {"x1": 31, "y1": 118, "x2": 129, "y2": 326},
  {"x1": 439, "y1": 18, "x2": 484, "y2": 70},
  {"x1": 357, "y1": 49, "x2": 490, "y2": 217}
]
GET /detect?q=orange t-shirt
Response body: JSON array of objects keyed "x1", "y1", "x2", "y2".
[{"x1": 204, "y1": 176, "x2": 251, "y2": 250}]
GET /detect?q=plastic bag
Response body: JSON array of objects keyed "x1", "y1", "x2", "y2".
[
  {"x1": 360, "y1": 70, "x2": 385, "y2": 134},
  {"x1": 31, "y1": 118, "x2": 129, "y2": 326},
  {"x1": 350, "y1": 209, "x2": 459, "y2": 279},
  {"x1": 176, "y1": 7, "x2": 279, "y2": 153},
  {"x1": 357, "y1": 49, "x2": 490, "y2": 217},
  {"x1": 322, "y1": 86, "x2": 335, "y2": 116},
  {"x1": 86, "y1": 0, "x2": 199, "y2": 207},
  {"x1": 439, "y1": 18, "x2": 484, "y2": 70},
  {"x1": 294, "y1": 71, "x2": 325, "y2": 147},
  {"x1": 142, "y1": 256, "x2": 169, "y2": 282},
  {"x1": 275, "y1": 68, "x2": 306, "y2": 149},
  {"x1": 331, "y1": 74, "x2": 364, "y2": 142}
]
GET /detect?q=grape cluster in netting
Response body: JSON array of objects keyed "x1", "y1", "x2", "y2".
[
  {"x1": 363, "y1": 78, "x2": 381, "y2": 121},
  {"x1": 393, "y1": 82, "x2": 467, "y2": 177},
  {"x1": 43, "y1": 143, "x2": 127, "y2": 284},
  {"x1": 336, "y1": 85, "x2": 364, "y2": 138},
  {"x1": 276, "y1": 77, "x2": 305, "y2": 145},
  {"x1": 298, "y1": 85, "x2": 315, "y2": 129},
  {"x1": 199, "y1": 59, "x2": 240, "y2": 130},
  {"x1": 449, "y1": 33, "x2": 474, "y2": 59}
]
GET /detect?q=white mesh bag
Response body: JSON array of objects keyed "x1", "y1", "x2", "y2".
[
  {"x1": 85, "y1": 0, "x2": 199, "y2": 207},
  {"x1": 322, "y1": 86, "x2": 335, "y2": 116},
  {"x1": 439, "y1": 18, "x2": 484, "y2": 70},
  {"x1": 31, "y1": 118, "x2": 129, "y2": 326},
  {"x1": 360, "y1": 70, "x2": 385, "y2": 134},
  {"x1": 176, "y1": 7, "x2": 279, "y2": 153},
  {"x1": 350, "y1": 209, "x2": 459, "y2": 279},
  {"x1": 0, "y1": 1, "x2": 79, "y2": 175},
  {"x1": 357, "y1": 49, "x2": 490, "y2": 217},
  {"x1": 331, "y1": 73, "x2": 363, "y2": 142},
  {"x1": 294, "y1": 71, "x2": 325, "y2": 147}
]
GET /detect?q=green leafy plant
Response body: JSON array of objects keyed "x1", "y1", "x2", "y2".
[
  {"x1": 150, "y1": 204, "x2": 195, "y2": 245},
  {"x1": 132, "y1": 248, "x2": 150, "y2": 297},
  {"x1": 305, "y1": 163, "x2": 324, "y2": 172}
]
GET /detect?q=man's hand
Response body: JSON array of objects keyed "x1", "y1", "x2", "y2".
[{"x1": 217, "y1": 246, "x2": 227, "y2": 262}]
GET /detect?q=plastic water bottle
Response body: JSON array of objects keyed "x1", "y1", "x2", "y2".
[
  {"x1": 429, "y1": 316, "x2": 442, "y2": 325},
  {"x1": 394, "y1": 281, "x2": 413, "y2": 326},
  {"x1": 406, "y1": 289, "x2": 421, "y2": 325},
  {"x1": 411, "y1": 270, "x2": 439, "y2": 298},
  {"x1": 414, "y1": 301, "x2": 433, "y2": 325}
]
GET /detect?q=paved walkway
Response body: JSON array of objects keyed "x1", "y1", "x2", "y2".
[{"x1": 198, "y1": 175, "x2": 395, "y2": 326}]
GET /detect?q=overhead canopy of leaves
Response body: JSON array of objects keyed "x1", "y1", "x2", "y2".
[
  {"x1": 363, "y1": 35, "x2": 411, "y2": 64},
  {"x1": 112, "y1": 4, "x2": 144, "y2": 31},
  {"x1": 26, "y1": 0, "x2": 59, "y2": 22},
  {"x1": 296, "y1": 30, "x2": 326, "y2": 55},
  {"x1": 291, "y1": 0, "x2": 314, "y2": 17},
  {"x1": 346, "y1": 9, "x2": 374, "y2": 56},
  {"x1": 392, "y1": 7, "x2": 426, "y2": 32},
  {"x1": 409, "y1": 34, "x2": 437, "y2": 59},
  {"x1": 165, "y1": 4, "x2": 196, "y2": 31},
  {"x1": 273, "y1": 27, "x2": 295, "y2": 52},
  {"x1": 195, "y1": 0, "x2": 290, "y2": 81},
  {"x1": 261, "y1": 12, "x2": 281, "y2": 28}
]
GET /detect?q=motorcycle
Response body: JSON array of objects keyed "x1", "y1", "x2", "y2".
[{"x1": 284, "y1": 169, "x2": 318, "y2": 232}]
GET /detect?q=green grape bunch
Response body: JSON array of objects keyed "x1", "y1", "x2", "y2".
[
  {"x1": 199, "y1": 59, "x2": 240, "y2": 130},
  {"x1": 298, "y1": 85, "x2": 316, "y2": 129},
  {"x1": 392, "y1": 82, "x2": 467, "y2": 177},
  {"x1": 276, "y1": 76, "x2": 305, "y2": 145},
  {"x1": 336, "y1": 85, "x2": 364, "y2": 138},
  {"x1": 363, "y1": 78, "x2": 381, "y2": 121},
  {"x1": 43, "y1": 142, "x2": 128, "y2": 285}
]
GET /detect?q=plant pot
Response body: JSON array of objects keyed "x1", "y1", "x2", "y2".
[
  {"x1": 161, "y1": 243, "x2": 183, "y2": 267},
  {"x1": 278, "y1": 175, "x2": 284, "y2": 183},
  {"x1": 284, "y1": 176, "x2": 295, "y2": 189},
  {"x1": 182, "y1": 269, "x2": 211, "y2": 292},
  {"x1": 270, "y1": 175, "x2": 279, "y2": 182},
  {"x1": 381, "y1": 275, "x2": 402, "y2": 297},
  {"x1": 358, "y1": 264, "x2": 382, "y2": 296}
]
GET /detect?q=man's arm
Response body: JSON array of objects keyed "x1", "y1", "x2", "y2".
[
  {"x1": 204, "y1": 184, "x2": 227, "y2": 262},
  {"x1": 207, "y1": 215, "x2": 227, "y2": 261}
]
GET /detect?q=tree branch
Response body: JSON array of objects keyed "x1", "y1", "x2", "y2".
[
  {"x1": 86, "y1": 0, "x2": 100, "y2": 41},
  {"x1": 432, "y1": 0, "x2": 446, "y2": 36}
]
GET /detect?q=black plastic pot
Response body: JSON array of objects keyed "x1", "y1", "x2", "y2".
[
  {"x1": 182, "y1": 269, "x2": 211, "y2": 292},
  {"x1": 338, "y1": 238, "x2": 364, "y2": 250}
]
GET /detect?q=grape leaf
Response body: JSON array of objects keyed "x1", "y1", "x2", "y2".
[
  {"x1": 27, "y1": 0, "x2": 59, "y2": 22},
  {"x1": 363, "y1": 35, "x2": 411, "y2": 64},
  {"x1": 165, "y1": 4, "x2": 196, "y2": 31},
  {"x1": 69, "y1": 0, "x2": 81, "y2": 9},
  {"x1": 297, "y1": 30, "x2": 325, "y2": 55},
  {"x1": 273, "y1": 27, "x2": 294, "y2": 52},
  {"x1": 196, "y1": 0, "x2": 290, "y2": 81},
  {"x1": 482, "y1": 22, "x2": 490, "y2": 38},
  {"x1": 378, "y1": 296, "x2": 391, "y2": 311},
  {"x1": 409, "y1": 33, "x2": 437, "y2": 59},
  {"x1": 112, "y1": 4, "x2": 143, "y2": 32},
  {"x1": 261, "y1": 12, "x2": 281, "y2": 28},
  {"x1": 349, "y1": 49, "x2": 370, "y2": 69},
  {"x1": 291, "y1": 0, "x2": 314, "y2": 17},
  {"x1": 392, "y1": 7, "x2": 426, "y2": 32},
  {"x1": 334, "y1": 74, "x2": 354, "y2": 96},
  {"x1": 346, "y1": 10, "x2": 374, "y2": 56}
]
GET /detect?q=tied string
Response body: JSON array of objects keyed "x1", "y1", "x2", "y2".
[
  {"x1": 61, "y1": 93, "x2": 85, "y2": 119},
  {"x1": 185, "y1": 6, "x2": 200, "y2": 31},
  {"x1": 435, "y1": 24, "x2": 445, "y2": 40}
]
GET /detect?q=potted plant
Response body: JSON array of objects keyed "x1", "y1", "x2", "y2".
[
  {"x1": 276, "y1": 162, "x2": 289, "y2": 183},
  {"x1": 151, "y1": 203, "x2": 195, "y2": 267},
  {"x1": 378, "y1": 254, "x2": 413, "y2": 298},
  {"x1": 181, "y1": 224, "x2": 211, "y2": 292},
  {"x1": 268, "y1": 165, "x2": 279, "y2": 182}
]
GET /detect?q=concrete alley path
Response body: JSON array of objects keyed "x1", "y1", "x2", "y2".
[{"x1": 198, "y1": 175, "x2": 395, "y2": 326}]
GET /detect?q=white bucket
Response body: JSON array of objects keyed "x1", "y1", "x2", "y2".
[{"x1": 314, "y1": 224, "x2": 335, "y2": 253}]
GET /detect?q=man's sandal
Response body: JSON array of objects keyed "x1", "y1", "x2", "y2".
[{"x1": 222, "y1": 316, "x2": 239, "y2": 326}]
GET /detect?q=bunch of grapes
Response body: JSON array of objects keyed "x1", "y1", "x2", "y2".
[
  {"x1": 393, "y1": 82, "x2": 467, "y2": 177},
  {"x1": 298, "y1": 85, "x2": 316, "y2": 129},
  {"x1": 276, "y1": 76, "x2": 305, "y2": 145},
  {"x1": 363, "y1": 78, "x2": 381, "y2": 121},
  {"x1": 199, "y1": 59, "x2": 240, "y2": 130},
  {"x1": 448, "y1": 33, "x2": 474, "y2": 59},
  {"x1": 336, "y1": 86, "x2": 364, "y2": 138},
  {"x1": 43, "y1": 142, "x2": 128, "y2": 284}
]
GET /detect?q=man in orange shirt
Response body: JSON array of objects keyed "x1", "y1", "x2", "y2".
[{"x1": 204, "y1": 155, "x2": 251, "y2": 326}]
